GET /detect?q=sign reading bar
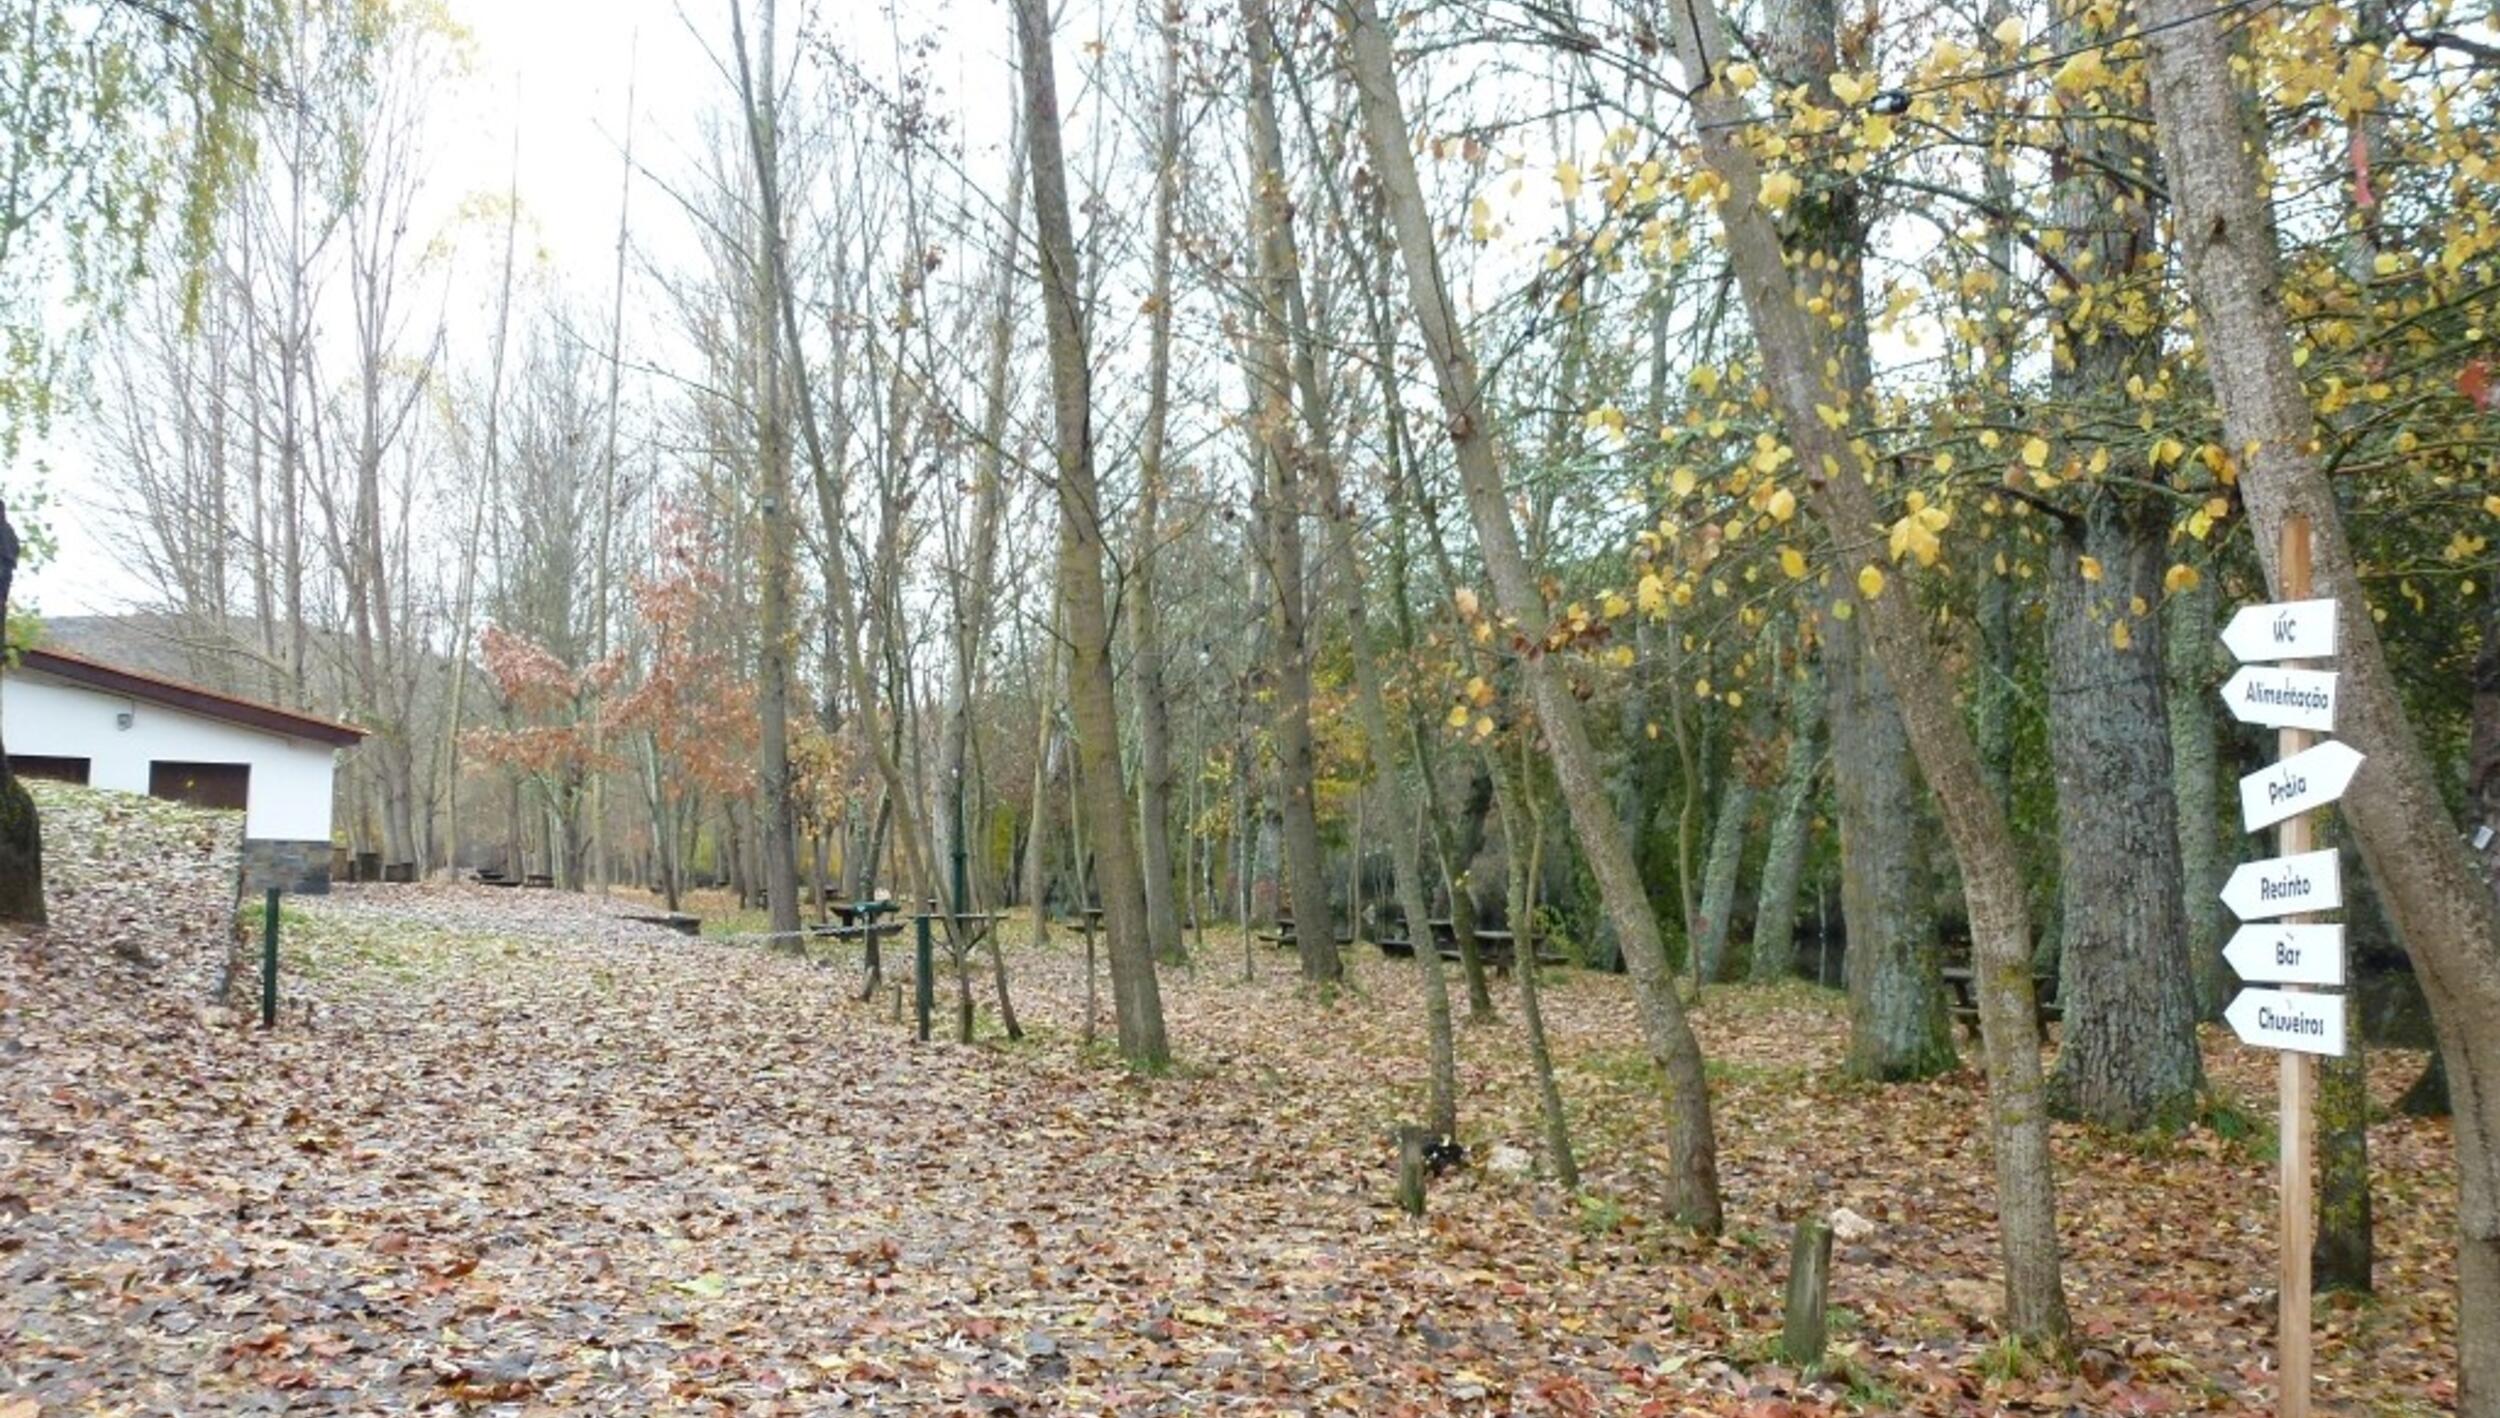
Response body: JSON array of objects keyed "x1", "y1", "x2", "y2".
[
  {"x1": 2224, "y1": 922, "x2": 2347, "y2": 987},
  {"x1": 2221, "y1": 848, "x2": 2343, "y2": 920},
  {"x1": 2222, "y1": 666, "x2": 2339, "y2": 734},
  {"x1": 2221, "y1": 597, "x2": 2338, "y2": 664},
  {"x1": 2240, "y1": 739, "x2": 2365, "y2": 832},
  {"x1": 2226, "y1": 987, "x2": 2348, "y2": 1058}
]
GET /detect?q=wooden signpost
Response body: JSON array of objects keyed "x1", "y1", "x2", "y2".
[{"x1": 2217, "y1": 517, "x2": 2357, "y2": 1418}]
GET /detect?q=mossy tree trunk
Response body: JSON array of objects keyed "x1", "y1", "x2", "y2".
[
  {"x1": 1751, "y1": 646, "x2": 1821, "y2": 983},
  {"x1": 0, "y1": 501, "x2": 44, "y2": 926},
  {"x1": 2315, "y1": 1040, "x2": 2374, "y2": 1293}
]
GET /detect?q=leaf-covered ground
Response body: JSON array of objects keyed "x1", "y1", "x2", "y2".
[{"x1": 0, "y1": 835, "x2": 2458, "y2": 1413}]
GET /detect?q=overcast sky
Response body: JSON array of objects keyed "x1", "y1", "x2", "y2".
[{"x1": 26, "y1": 0, "x2": 1036, "y2": 619}]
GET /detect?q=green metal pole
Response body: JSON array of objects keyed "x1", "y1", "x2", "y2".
[
  {"x1": 914, "y1": 913, "x2": 933, "y2": 1042},
  {"x1": 260, "y1": 887, "x2": 280, "y2": 1029},
  {"x1": 950, "y1": 778, "x2": 968, "y2": 919}
]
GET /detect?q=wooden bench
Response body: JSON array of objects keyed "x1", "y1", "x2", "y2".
[
  {"x1": 524, "y1": 873, "x2": 555, "y2": 889},
  {"x1": 1940, "y1": 964, "x2": 2063, "y2": 1041},
  {"x1": 624, "y1": 911, "x2": 702, "y2": 937}
]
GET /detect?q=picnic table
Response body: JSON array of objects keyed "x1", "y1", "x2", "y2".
[
  {"x1": 1426, "y1": 919, "x2": 1565, "y2": 975},
  {"x1": 1257, "y1": 913, "x2": 1354, "y2": 950},
  {"x1": 623, "y1": 910, "x2": 702, "y2": 937},
  {"x1": 1939, "y1": 964, "x2": 2063, "y2": 1041}
]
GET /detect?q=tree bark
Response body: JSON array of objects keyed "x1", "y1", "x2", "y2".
[
  {"x1": 2043, "y1": 499, "x2": 2203, "y2": 1128},
  {"x1": 0, "y1": 502, "x2": 43, "y2": 925},
  {"x1": 1237, "y1": 142, "x2": 1338, "y2": 986},
  {"x1": 744, "y1": 0, "x2": 803, "y2": 942},
  {"x1": 1659, "y1": 0, "x2": 2068, "y2": 1340},
  {"x1": 1247, "y1": 0, "x2": 1453, "y2": 1131},
  {"x1": 2166, "y1": 565, "x2": 2230, "y2": 1017},
  {"x1": 1342, "y1": 0, "x2": 1721, "y2": 1230},
  {"x1": 1014, "y1": 0, "x2": 1170, "y2": 1067},
  {"x1": 1130, "y1": 0, "x2": 1187, "y2": 966},
  {"x1": 2134, "y1": 0, "x2": 2500, "y2": 1396},
  {"x1": 2037, "y1": 8, "x2": 2202, "y2": 1128},
  {"x1": 1751, "y1": 648, "x2": 1822, "y2": 983}
]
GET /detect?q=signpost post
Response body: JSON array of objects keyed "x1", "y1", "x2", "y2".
[{"x1": 2218, "y1": 517, "x2": 2355, "y2": 1418}]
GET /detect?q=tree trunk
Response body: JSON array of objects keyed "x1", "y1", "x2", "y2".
[
  {"x1": 2314, "y1": 1040, "x2": 2374, "y2": 1293},
  {"x1": 1751, "y1": 650, "x2": 1822, "y2": 983},
  {"x1": 1499, "y1": 739, "x2": 1578, "y2": 1187},
  {"x1": 0, "y1": 503, "x2": 43, "y2": 925},
  {"x1": 1345, "y1": 0, "x2": 1721, "y2": 1230},
  {"x1": 1659, "y1": 0, "x2": 2068, "y2": 1340},
  {"x1": 1831, "y1": 609, "x2": 1955, "y2": 1080},
  {"x1": 1130, "y1": 0, "x2": 1186, "y2": 968},
  {"x1": 1693, "y1": 770, "x2": 1752, "y2": 984},
  {"x1": 1015, "y1": 0, "x2": 1169, "y2": 1067},
  {"x1": 2134, "y1": 0, "x2": 2500, "y2": 1395},
  {"x1": 2036, "y1": 7, "x2": 2202, "y2": 1128},
  {"x1": 2044, "y1": 500, "x2": 2203, "y2": 1128},
  {"x1": 745, "y1": 0, "x2": 803, "y2": 943},
  {"x1": 2167, "y1": 565, "x2": 2231, "y2": 1017},
  {"x1": 1245, "y1": 0, "x2": 1452, "y2": 1130},
  {"x1": 1241, "y1": 270, "x2": 1337, "y2": 982}
]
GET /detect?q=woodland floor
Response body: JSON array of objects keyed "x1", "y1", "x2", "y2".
[{"x1": 0, "y1": 814, "x2": 2462, "y2": 1414}]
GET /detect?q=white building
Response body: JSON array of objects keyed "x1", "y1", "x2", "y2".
[{"x1": 3, "y1": 647, "x2": 365, "y2": 892}]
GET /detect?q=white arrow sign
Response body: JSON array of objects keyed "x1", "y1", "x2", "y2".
[
  {"x1": 2240, "y1": 739, "x2": 2365, "y2": 832},
  {"x1": 2221, "y1": 666, "x2": 2339, "y2": 733},
  {"x1": 2221, "y1": 847, "x2": 2343, "y2": 920},
  {"x1": 2221, "y1": 597, "x2": 2338, "y2": 663},
  {"x1": 2224, "y1": 923, "x2": 2347, "y2": 987},
  {"x1": 2226, "y1": 987, "x2": 2347, "y2": 1057}
]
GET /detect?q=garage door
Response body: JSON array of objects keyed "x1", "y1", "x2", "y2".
[{"x1": 148, "y1": 761, "x2": 250, "y2": 813}]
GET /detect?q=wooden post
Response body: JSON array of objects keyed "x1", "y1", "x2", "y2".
[
  {"x1": 1395, "y1": 1126, "x2": 1428, "y2": 1217},
  {"x1": 2277, "y1": 514, "x2": 2315, "y2": 1418},
  {"x1": 1781, "y1": 1216, "x2": 1835, "y2": 1366}
]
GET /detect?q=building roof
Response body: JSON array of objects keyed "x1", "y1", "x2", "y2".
[{"x1": 14, "y1": 647, "x2": 368, "y2": 748}]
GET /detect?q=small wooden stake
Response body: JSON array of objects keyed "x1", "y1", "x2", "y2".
[
  {"x1": 1395, "y1": 1126, "x2": 1428, "y2": 1217},
  {"x1": 1781, "y1": 1216, "x2": 1835, "y2": 1367},
  {"x1": 2278, "y1": 514, "x2": 2316, "y2": 1418}
]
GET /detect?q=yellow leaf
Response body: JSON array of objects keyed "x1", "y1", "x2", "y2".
[
  {"x1": 1446, "y1": 704, "x2": 1471, "y2": 729},
  {"x1": 1780, "y1": 547, "x2": 1808, "y2": 579},
  {"x1": 1724, "y1": 61, "x2": 1760, "y2": 91},
  {"x1": 1828, "y1": 72, "x2": 1868, "y2": 104},
  {"x1": 1670, "y1": 466, "x2": 1699, "y2": 497},
  {"x1": 1758, "y1": 169, "x2": 1800, "y2": 211},
  {"x1": 1766, "y1": 487, "x2": 1797, "y2": 522},
  {"x1": 1857, "y1": 564, "x2": 1885, "y2": 600},
  {"x1": 1636, "y1": 574, "x2": 1667, "y2": 614},
  {"x1": 1556, "y1": 160, "x2": 1582, "y2": 201},
  {"x1": 2111, "y1": 619, "x2": 2133, "y2": 650},
  {"x1": 2163, "y1": 563, "x2": 2201, "y2": 594},
  {"x1": 2484, "y1": 494, "x2": 2500, "y2": 519},
  {"x1": 1472, "y1": 715, "x2": 1495, "y2": 739},
  {"x1": 1454, "y1": 587, "x2": 1480, "y2": 618},
  {"x1": 1993, "y1": 15, "x2": 2026, "y2": 48},
  {"x1": 2080, "y1": 555, "x2": 2103, "y2": 582},
  {"x1": 2020, "y1": 436, "x2": 2050, "y2": 470},
  {"x1": 1601, "y1": 591, "x2": 1631, "y2": 619}
]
